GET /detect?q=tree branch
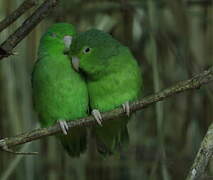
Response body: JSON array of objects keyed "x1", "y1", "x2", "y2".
[
  {"x1": 0, "y1": 0, "x2": 38, "y2": 33},
  {"x1": 0, "y1": 0, "x2": 58, "y2": 60},
  {"x1": 186, "y1": 122, "x2": 213, "y2": 180},
  {"x1": 0, "y1": 67, "x2": 212, "y2": 153}
]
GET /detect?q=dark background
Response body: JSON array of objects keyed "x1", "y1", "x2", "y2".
[{"x1": 0, "y1": 0, "x2": 212, "y2": 179}]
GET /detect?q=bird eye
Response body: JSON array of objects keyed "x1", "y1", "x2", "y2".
[{"x1": 83, "y1": 47, "x2": 91, "y2": 54}]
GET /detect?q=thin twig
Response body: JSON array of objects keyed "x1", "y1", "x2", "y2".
[
  {"x1": 0, "y1": 0, "x2": 58, "y2": 60},
  {"x1": 0, "y1": 124, "x2": 39, "y2": 180},
  {"x1": 186, "y1": 122, "x2": 213, "y2": 180},
  {"x1": 0, "y1": 143, "x2": 33, "y2": 180},
  {"x1": 0, "y1": 139, "x2": 38, "y2": 155},
  {"x1": 0, "y1": 67, "x2": 212, "y2": 154},
  {"x1": 0, "y1": 0, "x2": 38, "y2": 33}
]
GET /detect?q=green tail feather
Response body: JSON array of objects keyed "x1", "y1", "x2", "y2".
[
  {"x1": 58, "y1": 127, "x2": 87, "y2": 157},
  {"x1": 94, "y1": 117, "x2": 129, "y2": 156}
]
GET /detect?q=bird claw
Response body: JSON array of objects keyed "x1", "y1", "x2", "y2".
[
  {"x1": 58, "y1": 120, "x2": 69, "y2": 135},
  {"x1": 122, "y1": 101, "x2": 130, "y2": 116},
  {"x1": 92, "y1": 109, "x2": 103, "y2": 126}
]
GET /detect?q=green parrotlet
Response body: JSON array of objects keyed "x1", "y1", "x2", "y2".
[
  {"x1": 68, "y1": 29, "x2": 142, "y2": 155},
  {"x1": 32, "y1": 23, "x2": 89, "y2": 157}
]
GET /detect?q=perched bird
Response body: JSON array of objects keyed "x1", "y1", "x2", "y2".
[
  {"x1": 32, "y1": 23, "x2": 89, "y2": 157},
  {"x1": 68, "y1": 29, "x2": 142, "y2": 156}
]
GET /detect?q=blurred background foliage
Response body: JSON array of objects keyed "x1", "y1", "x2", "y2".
[{"x1": 0, "y1": 0, "x2": 212, "y2": 179}]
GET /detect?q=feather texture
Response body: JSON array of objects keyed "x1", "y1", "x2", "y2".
[
  {"x1": 69, "y1": 29, "x2": 142, "y2": 155},
  {"x1": 32, "y1": 23, "x2": 89, "y2": 157}
]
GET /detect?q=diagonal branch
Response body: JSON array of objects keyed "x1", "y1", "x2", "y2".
[
  {"x1": 0, "y1": 0, "x2": 58, "y2": 60},
  {"x1": 186, "y1": 122, "x2": 213, "y2": 180},
  {"x1": 0, "y1": 67, "x2": 212, "y2": 153},
  {"x1": 0, "y1": 0, "x2": 38, "y2": 33}
]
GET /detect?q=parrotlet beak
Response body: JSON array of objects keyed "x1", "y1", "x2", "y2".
[
  {"x1": 63, "y1": 35, "x2": 72, "y2": 54},
  {"x1": 72, "y1": 56, "x2": 80, "y2": 72},
  {"x1": 63, "y1": 35, "x2": 72, "y2": 48}
]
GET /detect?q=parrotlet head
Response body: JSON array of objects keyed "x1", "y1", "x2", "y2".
[
  {"x1": 39, "y1": 23, "x2": 76, "y2": 54},
  {"x1": 68, "y1": 29, "x2": 121, "y2": 77}
]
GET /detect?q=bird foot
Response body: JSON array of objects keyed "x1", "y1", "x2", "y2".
[
  {"x1": 92, "y1": 109, "x2": 103, "y2": 126},
  {"x1": 122, "y1": 101, "x2": 130, "y2": 116},
  {"x1": 58, "y1": 120, "x2": 69, "y2": 135}
]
